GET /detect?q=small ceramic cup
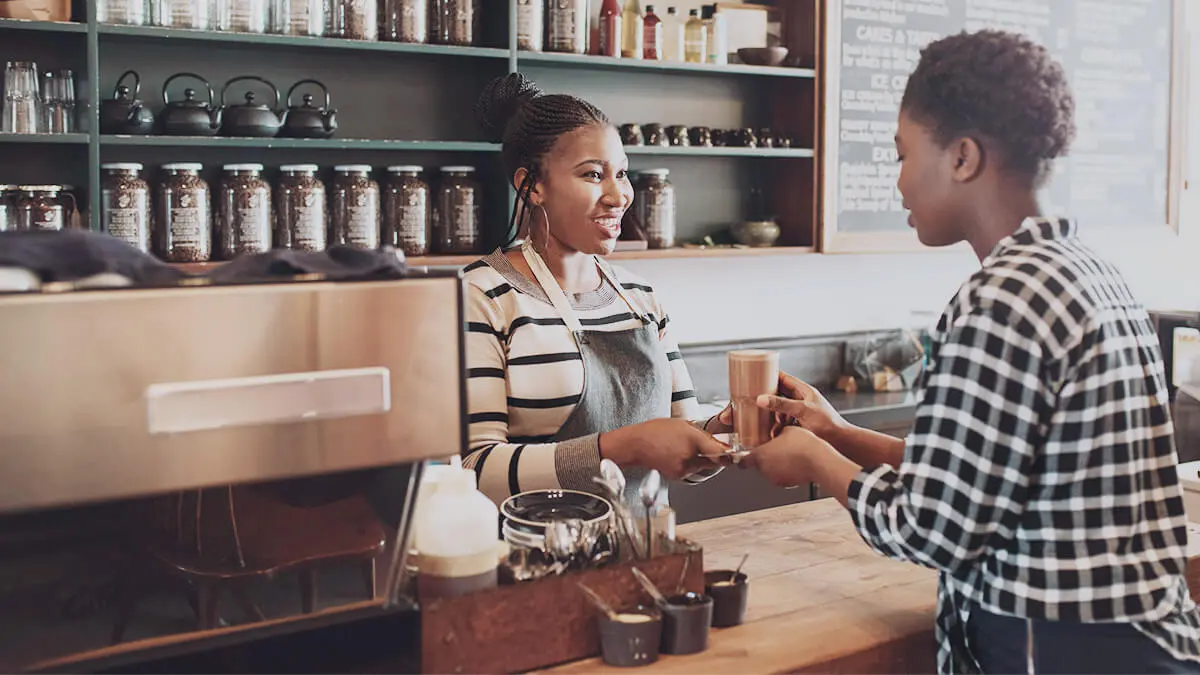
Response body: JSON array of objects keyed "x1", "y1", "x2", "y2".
[
  {"x1": 598, "y1": 605, "x2": 663, "y2": 667},
  {"x1": 660, "y1": 592, "x2": 714, "y2": 655},
  {"x1": 666, "y1": 125, "x2": 690, "y2": 146},
  {"x1": 619, "y1": 123, "x2": 643, "y2": 145},
  {"x1": 689, "y1": 126, "x2": 713, "y2": 147},
  {"x1": 642, "y1": 123, "x2": 668, "y2": 146},
  {"x1": 704, "y1": 570, "x2": 749, "y2": 627}
]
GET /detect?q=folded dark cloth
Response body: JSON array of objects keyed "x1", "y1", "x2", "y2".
[
  {"x1": 0, "y1": 229, "x2": 186, "y2": 285},
  {"x1": 204, "y1": 245, "x2": 408, "y2": 281},
  {"x1": 0, "y1": 230, "x2": 408, "y2": 288}
]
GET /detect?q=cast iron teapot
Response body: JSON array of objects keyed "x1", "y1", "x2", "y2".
[
  {"x1": 99, "y1": 70, "x2": 154, "y2": 136},
  {"x1": 158, "y1": 73, "x2": 222, "y2": 136},
  {"x1": 220, "y1": 75, "x2": 283, "y2": 138},
  {"x1": 280, "y1": 79, "x2": 337, "y2": 139}
]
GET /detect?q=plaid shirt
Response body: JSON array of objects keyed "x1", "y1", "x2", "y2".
[{"x1": 847, "y1": 217, "x2": 1200, "y2": 673}]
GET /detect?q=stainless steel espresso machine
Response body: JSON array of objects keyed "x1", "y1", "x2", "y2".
[{"x1": 0, "y1": 269, "x2": 466, "y2": 673}]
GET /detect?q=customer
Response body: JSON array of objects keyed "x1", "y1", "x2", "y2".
[
  {"x1": 747, "y1": 30, "x2": 1200, "y2": 674},
  {"x1": 462, "y1": 73, "x2": 729, "y2": 509}
]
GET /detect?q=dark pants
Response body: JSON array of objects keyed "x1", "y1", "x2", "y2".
[{"x1": 968, "y1": 606, "x2": 1200, "y2": 674}]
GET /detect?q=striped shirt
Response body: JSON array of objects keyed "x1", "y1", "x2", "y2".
[
  {"x1": 847, "y1": 217, "x2": 1200, "y2": 673},
  {"x1": 462, "y1": 249, "x2": 701, "y2": 505}
]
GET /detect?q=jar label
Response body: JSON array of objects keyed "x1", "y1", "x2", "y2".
[
  {"x1": 236, "y1": 205, "x2": 270, "y2": 249},
  {"x1": 450, "y1": 194, "x2": 478, "y2": 245},
  {"x1": 644, "y1": 191, "x2": 675, "y2": 240},
  {"x1": 347, "y1": 204, "x2": 378, "y2": 248},
  {"x1": 107, "y1": 206, "x2": 148, "y2": 246},
  {"x1": 170, "y1": 207, "x2": 206, "y2": 247},
  {"x1": 550, "y1": 5, "x2": 580, "y2": 45},
  {"x1": 293, "y1": 193, "x2": 326, "y2": 249},
  {"x1": 517, "y1": 2, "x2": 540, "y2": 39},
  {"x1": 397, "y1": 193, "x2": 428, "y2": 248}
]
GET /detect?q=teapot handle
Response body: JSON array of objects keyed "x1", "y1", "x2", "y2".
[
  {"x1": 222, "y1": 75, "x2": 281, "y2": 110},
  {"x1": 162, "y1": 73, "x2": 215, "y2": 107},
  {"x1": 113, "y1": 69, "x2": 140, "y2": 99},
  {"x1": 285, "y1": 79, "x2": 331, "y2": 110}
]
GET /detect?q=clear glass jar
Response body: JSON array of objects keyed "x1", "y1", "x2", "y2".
[
  {"x1": 636, "y1": 168, "x2": 675, "y2": 249},
  {"x1": 516, "y1": 0, "x2": 543, "y2": 51},
  {"x1": 330, "y1": 165, "x2": 380, "y2": 249},
  {"x1": 547, "y1": 0, "x2": 588, "y2": 53},
  {"x1": 100, "y1": 163, "x2": 152, "y2": 253},
  {"x1": 16, "y1": 185, "x2": 74, "y2": 232},
  {"x1": 154, "y1": 163, "x2": 212, "y2": 263},
  {"x1": 434, "y1": 166, "x2": 481, "y2": 255},
  {"x1": 430, "y1": 0, "x2": 475, "y2": 46},
  {"x1": 383, "y1": 166, "x2": 430, "y2": 256},
  {"x1": 152, "y1": 0, "x2": 209, "y2": 29},
  {"x1": 0, "y1": 185, "x2": 17, "y2": 232},
  {"x1": 275, "y1": 164, "x2": 327, "y2": 251},
  {"x1": 383, "y1": 0, "x2": 426, "y2": 42},
  {"x1": 217, "y1": 164, "x2": 272, "y2": 260},
  {"x1": 330, "y1": 0, "x2": 377, "y2": 40},
  {"x1": 98, "y1": 0, "x2": 147, "y2": 25},
  {"x1": 216, "y1": 0, "x2": 267, "y2": 32},
  {"x1": 269, "y1": 0, "x2": 324, "y2": 34}
]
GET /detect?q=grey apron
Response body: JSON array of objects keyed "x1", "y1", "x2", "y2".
[{"x1": 520, "y1": 242, "x2": 672, "y2": 517}]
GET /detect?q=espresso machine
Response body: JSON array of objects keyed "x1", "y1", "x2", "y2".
[{"x1": 0, "y1": 268, "x2": 466, "y2": 673}]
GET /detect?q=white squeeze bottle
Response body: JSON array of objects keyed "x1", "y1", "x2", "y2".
[{"x1": 414, "y1": 467, "x2": 500, "y2": 601}]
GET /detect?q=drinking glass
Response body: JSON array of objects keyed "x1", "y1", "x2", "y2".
[{"x1": 3, "y1": 61, "x2": 41, "y2": 134}]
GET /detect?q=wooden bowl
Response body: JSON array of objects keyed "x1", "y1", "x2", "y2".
[{"x1": 737, "y1": 47, "x2": 789, "y2": 67}]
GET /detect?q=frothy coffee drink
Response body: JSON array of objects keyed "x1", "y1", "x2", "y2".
[{"x1": 728, "y1": 349, "x2": 779, "y2": 451}]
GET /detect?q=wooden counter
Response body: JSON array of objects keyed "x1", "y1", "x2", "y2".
[{"x1": 543, "y1": 499, "x2": 1200, "y2": 675}]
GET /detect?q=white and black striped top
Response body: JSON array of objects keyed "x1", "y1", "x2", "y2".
[
  {"x1": 847, "y1": 217, "x2": 1200, "y2": 673},
  {"x1": 461, "y1": 249, "x2": 701, "y2": 505}
]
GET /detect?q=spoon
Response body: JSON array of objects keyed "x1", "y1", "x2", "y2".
[
  {"x1": 639, "y1": 470, "x2": 661, "y2": 559},
  {"x1": 630, "y1": 566, "x2": 669, "y2": 608},
  {"x1": 577, "y1": 582, "x2": 617, "y2": 620},
  {"x1": 597, "y1": 461, "x2": 643, "y2": 559},
  {"x1": 730, "y1": 552, "x2": 749, "y2": 583}
]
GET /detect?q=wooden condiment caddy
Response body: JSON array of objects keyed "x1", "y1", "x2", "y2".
[{"x1": 419, "y1": 539, "x2": 704, "y2": 674}]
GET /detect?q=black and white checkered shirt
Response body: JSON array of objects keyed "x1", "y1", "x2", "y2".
[{"x1": 847, "y1": 217, "x2": 1200, "y2": 674}]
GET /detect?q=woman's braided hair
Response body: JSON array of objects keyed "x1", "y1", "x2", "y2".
[{"x1": 474, "y1": 73, "x2": 611, "y2": 248}]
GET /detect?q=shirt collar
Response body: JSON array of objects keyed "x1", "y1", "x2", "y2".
[{"x1": 982, "y1": 216, "x2": 1077, "y2": 265}]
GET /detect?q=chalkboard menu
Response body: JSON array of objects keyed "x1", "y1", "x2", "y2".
[{"x1": 826, "y1": 0, "x2": 1174, "y2": 235}]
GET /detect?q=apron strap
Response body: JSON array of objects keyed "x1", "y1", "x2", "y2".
[{"x1": 521, "y1": 242, "x2": 649, "y2": 346}]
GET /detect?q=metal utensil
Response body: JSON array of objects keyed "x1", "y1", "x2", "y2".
[
  {"x1": 630, "y1": 566, "x2": 669, "y2": 608},
  {"x1": 596, "y1": 461, "x2": 643, "y2": 559},
  {"x1": 731, "y1": 552, "x2": 749, "y2": 583},
  {"x1": 676, "y1": 554, "x2": 691, "y2": 594},
  {"x1": 577, "y1": 582, "x2": 618, "y2": 620},
  {"x1": 639, "y1": 470, "x2": 661, "y2": 559}
]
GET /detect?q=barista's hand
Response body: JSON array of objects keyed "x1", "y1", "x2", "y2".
[
  {"x1": 600, "y1": 418, "x2": 731, "y2": 480},
  {"x1": 757, "y1": 372, "x2": 847, "y2": 441},
  {"x1": 741, "y1": 426, "x2": 826, "y2": 488}
]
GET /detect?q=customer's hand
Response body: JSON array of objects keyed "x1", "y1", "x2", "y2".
[
  {"x1": 756, "y1": 372, "x2": 847, "y2": 441},
  {"x1": 600, "y1": 418, "x2": 731, "y2": 480},
  {"x1": 741, "y1": 426, "x2": 829, "y2": 488}
]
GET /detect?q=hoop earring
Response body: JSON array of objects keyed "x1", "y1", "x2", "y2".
[{"x1": 534, "y1": 204, "x2": 551, "y2": 254}]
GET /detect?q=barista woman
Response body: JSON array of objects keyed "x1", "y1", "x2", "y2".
[{"x1": 462, "y1": 73, "x2": 730, "y2": 508}]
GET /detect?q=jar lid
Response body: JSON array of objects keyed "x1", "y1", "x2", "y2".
[
  {"x1": 100, "y1": 162, "x2": 144, "y2": 171},
  {"x1": 334, "y1": 164, "x2": 372, "y2": 173},
  {"x1": 162, "y1": 163, "x2": 203, "y2": 171},
  {"x1": 223, "y1": 163, "x2": 264, "y2": 172},
  {"x1": 439, "y1": 166, "x2": 475, "y2": 173},
  {"x1": 387, "y1": 165, "x2": 424, "y2": 173},
  {"x1": 17, "y1": 184, "x2": 63, "y2": 192},
  {"x1": 639, "y1": 168, "x2": 670, "y2": 177},
  {"x1": 280, "y1": 164, "x2": 320, "y2": 172}
]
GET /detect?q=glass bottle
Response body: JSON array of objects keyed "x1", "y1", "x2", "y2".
[
  {"x1": 330, "y1": 165, "x2": 381, "y2": 249},
  {"x1": 547, "y1": 0, "x2": 588, "y2": 54},
  {"x1": 431, "y1": 0, "x2": 475, "y2": 46},
  {"x1": 636, "y1": 169, "x2": 675, "y2": 249},
  {"x1": 642, "y1": 5, "x2": 661, "y2": 60},
  {"x1": 100, "y1": 163, "x2": 151, "y2": 253},
  {"x1": 703, "y1": 3, "x2": 727, "y2": 65},
  {"x1": 434, "y1": 166, "x2": 481, "y2": 254},
  {"x1": 662, "y1": 6, "x2": 683, "y2": 61},
  {"x1": 516, "y1": 0, "x2": 543, "y2": 51},
  {"x1": 383, "y1": 166, "x2": 431, "y2": 256},
  {"x1": 216, "y1": 163, "x2": 272, "y2": 259},
  {"x1": 598, "y1": 0, "x2": 621, "y2": 57},
  {"x1": 275, "y1": 164, "x2": 327, "y2": 251},
  {"x1": 216, "y1": 0, "x2": 268, "y2": 32},
  {"x1": 683, "y1": 8, "x2": 705, "y2": 64},
  {"x1": 154, "y1": 163, "x2": 212, "y2": 263},
  {"x1": 383, "y1": 0, "x2": 426, "y2": 43},
  {"x1": 621, "y1": 0, "x2": 642, "y2": 59}
]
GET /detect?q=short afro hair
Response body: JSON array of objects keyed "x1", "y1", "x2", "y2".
[{"x1": 901, "y1": 29, "x2": 1076, "y2": 183}]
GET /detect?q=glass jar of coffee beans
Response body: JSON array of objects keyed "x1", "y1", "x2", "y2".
[
  {"x1": 383, "y1": 165, "x2": 430, "y2": 256},
  {"x1": 100, "y1": 163, "x2": 152, "y2": 253},
  {"x1": 330, "y1": 165, "x2": 380, "y2": 249},
  {"x1": 275, "y1": 164, "x2": 327, "y2": 251},
  {"x1": 154, "y1": 163, "x2": 212, "y2": 263},
  {"x1": 217, "y1": 163, "x2": 272, "y2": 260},
  {"x1": 434, "y1": 166, "x2": 481, "y2": 254}
]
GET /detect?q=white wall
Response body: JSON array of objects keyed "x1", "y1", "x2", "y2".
[{"x1": 611, "y1": 1, "x2": 1200, "y2": 345}]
